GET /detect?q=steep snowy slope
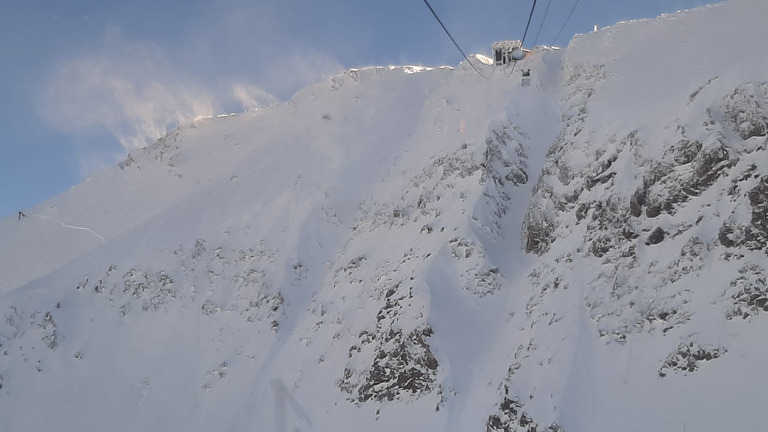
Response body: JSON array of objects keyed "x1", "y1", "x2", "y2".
[
  {"x1": 0, "y1": 50, "x2": 562, "y2": 430},
  {"x1": 513, "y1": 0, "x2": 768, "y2": 430},
  {"x1": 2, "y1": 0, "x2": 768, "y2": 430}
]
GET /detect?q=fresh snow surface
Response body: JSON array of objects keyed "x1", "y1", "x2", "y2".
[{"x1": 2, "y1": 0, "x2": 768, "y2": 430}]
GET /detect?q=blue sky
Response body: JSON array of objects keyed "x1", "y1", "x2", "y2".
[{"x1": 0, "y1": 0, "x2": 714, "y2": 219}]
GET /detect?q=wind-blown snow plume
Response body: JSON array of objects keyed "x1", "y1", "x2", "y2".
[
  {"x1": 40, "y1": 43, "x2": 219, "y2": 151},
  {"x1": 37, "y1": 38, "x2": 284, "y2": 176}
]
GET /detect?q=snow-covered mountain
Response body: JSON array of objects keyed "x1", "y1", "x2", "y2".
[{"x1": 2, "y1": 0, "x2": 768, "y2": 430}]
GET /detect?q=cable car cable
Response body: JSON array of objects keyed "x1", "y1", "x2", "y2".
[
  {"x1": 542, "y1": 0, "x2": 581, "y2": 65},
  {"x1": 421, "y1": 0, "x2": 490, "y2": 79},
  {"x1": 551, "y1": 0, "x2": 581, "y2": 47},
  {"x1": 520, "y1": 0, "x2": 539, "y2": 48},
  {"x1": 517, "y1": 0, "x2": 551, "y2": 80},
  {"x1": 504, "y1": 0, "x2": 538, "y2": 78},
  {"x1": 532, "y1": 0, "x2": 553, "y2": 47}
]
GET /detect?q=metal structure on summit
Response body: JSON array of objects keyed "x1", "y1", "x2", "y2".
[
  {"x1": 422, "y1": 0, "x2": 580, "y2": 82},
  {"x1": 491, "y1": 0, "x2": 539, "y2": 84},
  {"x1": 492, "y1": 0, "x2": 582, "y2": 86},
  {"x1": 491, "y1": 40, "x2": 528, "y2": 66},
  {"x1": 421, "y1": 0, "x2": 536, "y2": 79}
]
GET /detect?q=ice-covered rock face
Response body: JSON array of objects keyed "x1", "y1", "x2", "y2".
[
  {"x1": 722, "y1": 82, "x2": 768, "y2": 140},
  {"x1": 523, "y1": 75, "x2": 768, "y2": 277},
  {"x1": 495, "y1": 1, "x2": 768, "y2": 430},
  {"x1": 333, "y1": 118, "x2": 532, "y2": 405}
]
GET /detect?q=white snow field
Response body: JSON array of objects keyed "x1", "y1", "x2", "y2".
[{"x1": 2, "y1": 0, "x2": 768, "y2": 430}]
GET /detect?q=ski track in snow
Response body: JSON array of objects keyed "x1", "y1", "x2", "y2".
[{"x1": 33, "y1": 214, "x2": 105, "y2": 243}]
